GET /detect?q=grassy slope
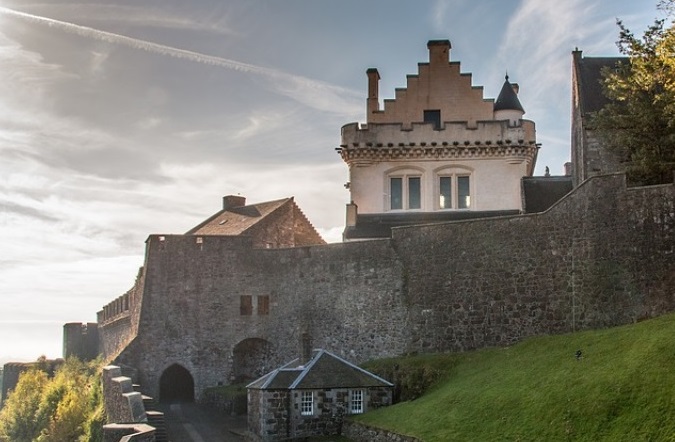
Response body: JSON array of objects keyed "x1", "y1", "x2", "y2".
[{"x1": 356, "y1": 313, "x2": 675, "y2": 441}]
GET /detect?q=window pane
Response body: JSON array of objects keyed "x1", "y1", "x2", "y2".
[
  {"x1": 408, "y1": 177, "x2": 421, "y2": 209},
  {"x1": 301, "y1": 391, "x2": 313, "y2": 415},
  {"x1": 439, "y1": 177, "x2": 452, "y2": 209},
  {"x1": 458, "y1": 176, "x2": 470, "y2": 209},
  {"x1": 390, "y1": 178, "x2": 402, "y2": 210},
  {"x1": 351, "y1": 389, "x2": 364, "y2": 414},
  {"x1": 423, "y1": 110, "x2": 441, "y2": 129}
]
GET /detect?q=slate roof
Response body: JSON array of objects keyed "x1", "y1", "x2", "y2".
[
  {"x1": 494, "y1": 75, "x2": 524, "y2": 112},
  {"x1": 247, "y1": 349, "x2": 393, "y2": 390},
  {"x1": 522, "y1": 176, "x2": 573, "y2": 213},
  {"x1": 185, "y1": 198, "x2": 291, "y2": 236},
  {"x1": 343, "y1": 210, "x2": 520, "y2": 240},
  {"x1": 575, "y1": 55, "x2": 626, "y2": 115}
]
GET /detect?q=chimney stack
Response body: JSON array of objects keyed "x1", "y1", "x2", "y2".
[
  {"x1": 299, "y1": 331, "x2": 312, "y2": 366},
  {"x1": 427, "y1": 39, "x2": 451, "y2": 66},
  {"x1": 223, "y1": 195, "x2": 246, "y2": 210},
  {"x1": 366, "y1": 68, "x2": 380, "y2": 118}
]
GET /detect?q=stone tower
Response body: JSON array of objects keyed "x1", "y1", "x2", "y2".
[{"x1": 338, "y1": 40, "x2": 538, "y2": 240}]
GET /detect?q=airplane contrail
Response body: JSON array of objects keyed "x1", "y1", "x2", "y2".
[{"x1": 0, "y1": 6, "x2": 361, "y2": 114}]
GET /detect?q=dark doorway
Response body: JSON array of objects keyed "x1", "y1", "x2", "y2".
[
  {"x1": 159, "y1": 364, "x2": 195, "y2": 402},
  {"x1": 232, "y1": 338, "x2": 275, "y2": 383}
]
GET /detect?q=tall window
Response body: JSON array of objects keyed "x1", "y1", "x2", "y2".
[
  {"x1": 439, "y1": 176, "x2": 452, "y2": 209},
  {"x1": 437, "y1": 172, "x2": 472, "y2": 209},
  {"x1": 240, "y1": 295, "x2": 252, "y2": 315},
  {"x1": 257, "y1": 295, "x2": 269, "y2": 315},
  {"x1": 390, "y1": 175, "x2": 421, "y2": 210},
  {"x1": 457, "y1": 176, "x2": 471, "y2": 209},
  {"x1": 300, "y1": 391, "x2": 313, "y2": 416},
  {"x1": 350, "y1": 389, "x2": 364, "y2": 414}
]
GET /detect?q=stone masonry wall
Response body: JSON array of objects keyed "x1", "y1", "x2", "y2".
[
  {"x1": 112, "y1": 174, "x2": 674, "y2": 402},
  {"x1": 122, "y1": 235, "x2": 409, "y2": 400},
  {"x1": 395, "y1": 174, "x2": 674, "y2": 353},
  {"x1": 99, "y1": 266, "x2": 146, "y2": 361}
]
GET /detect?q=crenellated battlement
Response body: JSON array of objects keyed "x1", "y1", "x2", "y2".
[{"x1": 339, "y1": 119, "x2": 537, "y2": 166}]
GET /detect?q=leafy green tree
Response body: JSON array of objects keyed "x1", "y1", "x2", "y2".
[
  {"x1": 0, "y1": 357, "x2": 104, "y2": 442},
  {"x1": 593, "y1": 1, "x2": 675, "y2": 185},
  {"x1": 0, "y1": 368, "x2": 49, "y2": 441}
]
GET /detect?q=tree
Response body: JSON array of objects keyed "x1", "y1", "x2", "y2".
[
  {"x1": 0, "y1": 357, "x2": 104, "y2": 442},
  {"x1": 592, "y1": 1, "x2": 675, "y2": 185},
  {"x1": 0, "y1": 368, "x2": 49, "y2": 441}
]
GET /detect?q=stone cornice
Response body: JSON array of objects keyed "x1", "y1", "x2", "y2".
[{"x1": 337, "y1": 142, "x2": 539, "y2": 166}]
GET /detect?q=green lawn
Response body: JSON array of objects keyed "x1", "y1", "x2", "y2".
[{"x1": 356, "y1": 313, "x2": 675, "y2": 441}]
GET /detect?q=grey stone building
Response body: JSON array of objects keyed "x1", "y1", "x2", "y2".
[
  {"x1": 570, "y1": 49, "x2": 626, "y2": 186},
  {"x1": 247, "y1": 348, "x2": 393, "y2": 441}
]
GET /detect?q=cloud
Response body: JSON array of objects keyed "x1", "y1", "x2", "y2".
[
  {"x1": 12, "y1": 2, "x2": 239, "y2": 35},
  {"x1": 0, "y1": 6, "x2": 361, "y2": 116}
]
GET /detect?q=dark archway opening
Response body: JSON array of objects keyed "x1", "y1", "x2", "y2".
[
  {"x1": 159, "y1": 364, "x2": 194, "y2": 403},
  {"x1": 232, "y1": 338, "x2": 275, "y2": 383}
]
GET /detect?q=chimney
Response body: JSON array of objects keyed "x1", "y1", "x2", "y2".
[
  {"x1": 366, "y1": 68, "x2": 380, "y2": 118},
  {"x1": 345, "y1": 201, "x2": 358, "y2": 227},
  {"x1": 223, "y1": 195, "x2": 246, "y2": 210},
  {"x1": 511, "y1": 83, "x2": 520, "y2": 94},
  {"x1": 299, "y1": 331, "x2": 312, "y2": 366},
  {"x1": 427, "y1": 39, "x2": 451, "y2": 66}
]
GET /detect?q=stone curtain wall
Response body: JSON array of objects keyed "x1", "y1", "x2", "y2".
[
  {"x1": 124, "y1": 235, "x2": 409, "y2": 400},
  {"x1": 111, "y1": 173, "x2": 674, "y2": 400},
  {"x1": 394, "y1": 174, "x2": 675, "y2": 353},
  {"x1": 99, "y1": 266, "x2": 147, "y2": 361}
]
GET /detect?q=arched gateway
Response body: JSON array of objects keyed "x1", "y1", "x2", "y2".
[
  {"x1": 159, "y1": 363, "x2": 194, "y2": 402},
  {"x1": 232, "y1": 338, "x2": 275, "y2": 382}
]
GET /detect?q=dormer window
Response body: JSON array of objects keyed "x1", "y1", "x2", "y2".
[{"x1": 424, "y1": 110, "x2": 441, "y2": 129}]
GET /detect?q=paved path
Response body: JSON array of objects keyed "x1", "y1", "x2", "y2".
[{"x1": 156, "y1": 402, "x2": 247, "y2": 442}]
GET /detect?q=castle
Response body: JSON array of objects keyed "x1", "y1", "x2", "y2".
[{"x1": 63, "y1": 41, "x2": 673, "y2": 405}]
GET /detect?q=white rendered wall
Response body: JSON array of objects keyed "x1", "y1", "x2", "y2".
[{"x1": 349, "y1": 157, "x2": 529, "y2": 214}]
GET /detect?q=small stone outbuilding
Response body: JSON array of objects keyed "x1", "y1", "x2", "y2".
[{"x1": 247, "y1": 349, "x2": 393, "y2": 441}]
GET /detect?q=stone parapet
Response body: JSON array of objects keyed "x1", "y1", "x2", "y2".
[
  {"x1": 102, "y1": 423, "x2": 155, "y2": 442},
  {"x1": 342, "y1": 420, "x2": 421, "y2": 441}
]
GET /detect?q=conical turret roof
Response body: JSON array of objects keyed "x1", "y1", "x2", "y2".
[{"x1": 494, "y1": 74, "x2": 524, "y2": 113}]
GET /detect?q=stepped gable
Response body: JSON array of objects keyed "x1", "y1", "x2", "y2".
[
  {"x1": 494, "y1": 74, "x2": 525, "y2": 112},
  {"x1": 367, "y1": 39, "x2": 495, "y2": 126}
]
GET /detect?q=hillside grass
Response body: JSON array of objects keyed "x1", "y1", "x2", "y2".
[{"x1": 357, "y1": 313, "x2": 675, "y2": 441}]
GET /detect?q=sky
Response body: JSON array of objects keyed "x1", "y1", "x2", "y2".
[{"x1": 0, "y1": 0, "x2": 663, "y2": 364}]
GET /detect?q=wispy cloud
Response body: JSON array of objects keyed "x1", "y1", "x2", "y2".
[
  {"x1": 15, "y1": 3, "x2": 239, "y2": 35},
  {"x1": 0, "y1": 6, "x2": 361, "y2": 116}
]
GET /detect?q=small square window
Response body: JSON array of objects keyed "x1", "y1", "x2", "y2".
[
  {"x1": 301, "y1": 391, "x2": 313, "y2": 416},
  {"x1": 424, "y1": 110, "x2": 441, "y2": 129}
]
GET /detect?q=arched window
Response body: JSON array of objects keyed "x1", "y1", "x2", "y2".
[
  {"x1": 435, "y1": 167, "x2": 473, "y2": 210},
  {"x1": 386, "y1": 167, "x2": 424, "y2": 211}
]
